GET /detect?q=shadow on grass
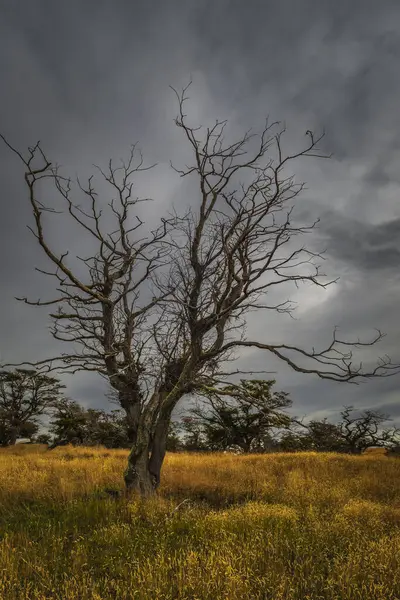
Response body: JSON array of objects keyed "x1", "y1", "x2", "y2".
[{"x1": 160, "y1": 488, "x2": 261, "y2": 509}]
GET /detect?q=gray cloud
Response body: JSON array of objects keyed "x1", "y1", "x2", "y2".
[
  {"x1": 1, "y1": 0, "x2": 399, "y2": 426},
  {"x1": 317, "y1": 213, "x2": 400, "y2": 271}
]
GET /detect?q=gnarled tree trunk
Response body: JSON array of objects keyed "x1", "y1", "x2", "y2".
[
  {"x1": 122, "y1": 387, "x2": 162, "y2": 496},
  {"x1": 147, "y1": 406, "x2": 174, "y2": 489},
  {"x1": 123, "y1": 391, "x2": 178, "y2": 497},
  {"x1": 123, "y1": 420, "x2": 172, "y2": 496},
  {"x1": 124, "y1": 440, "x2": 156, "y2": 497},
  {"x1": 119, "y1": 388, "x2": 141, "y2": 445}
]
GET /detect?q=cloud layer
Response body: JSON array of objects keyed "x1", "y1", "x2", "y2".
[{"x1": 1, "y1": 0, "x2": 399, "y2": 424}]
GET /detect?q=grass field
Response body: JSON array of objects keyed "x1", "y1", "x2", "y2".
[{"x1": 0, "y1": 445, "x2": 400, "y2": 599}]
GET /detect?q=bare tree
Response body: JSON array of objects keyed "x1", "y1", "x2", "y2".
[
  {"x1": 0, "y1": 369, "x2": 64, "y2": 445},
  {"x1": 1, "y1": 83, "x2": 399, "y2": 495},
  {"x1": 277, "y1": 406, "x2": 400, "y2": 453},
  {"x1": 338, "y1": 406, "x2": 400, "y2": 453}
]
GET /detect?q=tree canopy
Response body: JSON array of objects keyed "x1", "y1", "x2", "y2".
[{"x1": 0, "y1": 369, "x2": 64, "y2": 446}]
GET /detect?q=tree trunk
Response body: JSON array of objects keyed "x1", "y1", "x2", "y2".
[
  {"x1": 148, "y1": 411, "x2": 172, "y2": 488},
  {"x1": 124, "y1": 413, "x2": 174, "y2": 496},
  {"x1": 124, "y1": 444, "x2": 157, "y2": 497},
  {"x1": 119, "y1": 389, "x2": 141, "y2": 445},
  {"x1": 122, "y1": 385, "x2": 185, "y2": 497},
  {"x1": 124, "y1": 406, "x2": 159, "y2": 497},
  {"x1": 8, "y1": 429, "x2": 18, "y2": 446}
]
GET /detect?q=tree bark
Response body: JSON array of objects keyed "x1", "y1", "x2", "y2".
[
  {"x1": 119, "y1": 388, "x2": 141, "y2": 445},
  {"x1": 124, "y1": 444, "x2": 157, "y2": 497},
  {"x1": 147, "y1": 408, "x2": 173, "y2": 488},
  {"x1": 122, "y1": 384, "x2": 185, "y2": 497},
  {"x1": 123, "y1": 397, "x2": 177, "y2": 496},
  {"x1": 123, "y1": 401, "x2": 159, "y2": 497}
]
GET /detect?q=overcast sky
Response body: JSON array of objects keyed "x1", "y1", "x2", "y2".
[{"x1": 1, "y1": 0, "x2": 399, "y2": 427}]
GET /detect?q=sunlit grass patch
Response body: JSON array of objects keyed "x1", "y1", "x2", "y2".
[{"x1": 1, "y1": 446, "x2": 400, "y2": 598}]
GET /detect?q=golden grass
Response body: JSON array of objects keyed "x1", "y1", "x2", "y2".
[
  {"x1": 1, "y1": 444, "x2": 400, "y2": 599},
  {"x1": 362, "y1": 447, "x2": 389, "y2": 455}
]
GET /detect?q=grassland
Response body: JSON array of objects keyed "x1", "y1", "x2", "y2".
[{"x1": 0, "y1": 444, "x2": 399, "y2": 599}]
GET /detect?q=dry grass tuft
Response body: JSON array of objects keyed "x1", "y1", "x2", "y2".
[{"x1": 362, "y1": 446, "x2": 389, "y2": 456}]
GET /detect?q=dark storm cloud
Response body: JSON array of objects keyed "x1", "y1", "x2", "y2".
[
  {"x1": 1, "y1": 0, "x2": 399, "y2": 424},
  {"x1": 371, "y1": 400, "x2": 400, "y2": 421},
  {"x1": 317, "y1": 213, "x2": 400, "y2": 271}
]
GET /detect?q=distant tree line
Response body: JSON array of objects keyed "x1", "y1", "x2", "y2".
[{"x1": 1, "y1": 369, "x2": 399, "y2": 455}]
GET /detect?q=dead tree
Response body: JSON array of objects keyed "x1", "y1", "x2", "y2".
[
  {"x1": 1, "y1": 83, "x2": 399, "y2": 496},
  {"x1": 339, "y1": 406, "x2": 400, "y2": 453}
]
